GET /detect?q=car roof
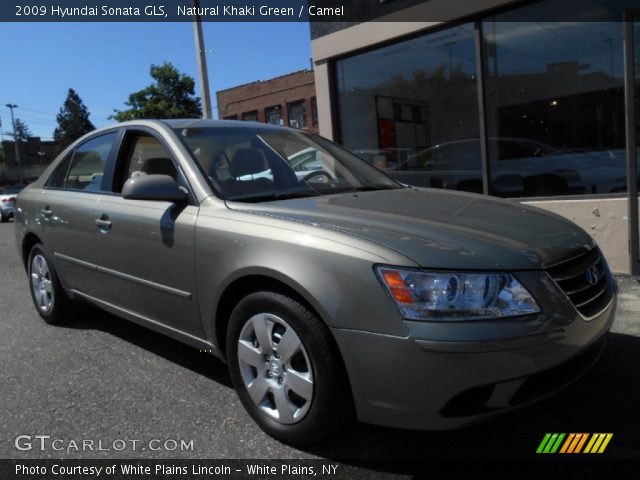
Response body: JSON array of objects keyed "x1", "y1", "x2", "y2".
[
  {"x1": 157, "y1": 118, "x2": 288, "y2": 131},
  {"x1": 75, "y1": 119, "x2": 297, "y2": 142}
]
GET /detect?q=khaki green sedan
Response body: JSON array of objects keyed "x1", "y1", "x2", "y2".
[{"x1": 14, "y1": 120, "x2": 616, "y2": 445}]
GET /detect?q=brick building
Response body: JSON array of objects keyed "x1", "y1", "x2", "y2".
[
  {"x1": 0, "y1": 137, "x2": 58, "y2": 184},
  {"x1": 216, "y1": 69, "x2": 318, "y2": 134}
]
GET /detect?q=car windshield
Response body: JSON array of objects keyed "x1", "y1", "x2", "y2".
[{"x1": 174, "y1": 126, "x2": 401, "y2": 202}]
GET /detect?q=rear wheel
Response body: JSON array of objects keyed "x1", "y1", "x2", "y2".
[
  {"x1": 28, "y1": 244, "x2": 75, "y2": 325},
  {"x1": 226, "y1": 291, "x2": 352, "y2": 445}
]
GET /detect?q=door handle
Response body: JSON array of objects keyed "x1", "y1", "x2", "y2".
[
  {"x1": 95, "y1": 214, "x2": 112, "y2": 231},
  {"x1": 40, "y1": 207, "x2": 52, "y2": 217}
]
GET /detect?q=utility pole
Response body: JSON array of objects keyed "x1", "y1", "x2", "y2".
[
  {"x1": 192, "y1": 0, "x2": 213, "y2": 119},
  {"x1": 6, "y1": 104, "x2": 23, "y2": 185}
]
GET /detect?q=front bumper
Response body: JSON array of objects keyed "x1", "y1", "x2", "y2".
[{"x1": 332, "y1": 287, "x2": 615, "y2": 430}]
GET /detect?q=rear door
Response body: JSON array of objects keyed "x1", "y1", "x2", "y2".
[
  {"x1": 91, "y1": 127, "x2": 202, "y2": 337},
  {"x1": 40, "y1": 130, "x2": 119, "y2": 296}
]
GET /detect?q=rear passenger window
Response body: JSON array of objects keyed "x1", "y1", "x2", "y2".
[
  {"x1": 47, "y1": 152, "x2": 73, "y2": 188},
  {"x1": 64, "y1": 133, "x2": 117, "y2": 192}
]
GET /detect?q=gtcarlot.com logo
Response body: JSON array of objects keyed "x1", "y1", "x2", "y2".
[
  {"x1": 14, "y1": 435, "x2": 194, "y2": 452},
  {"x1": 536, "y1": 433, "x2": 613, "y2": 454}
]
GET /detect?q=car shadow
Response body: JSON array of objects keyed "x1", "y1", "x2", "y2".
[
  {"x1": 59, "y1": 306, "x2": 233, "y2": 389},
  {"x1": 302, "y1": 332, "x2": 639, "y2": 467}
]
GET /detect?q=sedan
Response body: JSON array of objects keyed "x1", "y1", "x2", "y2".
[
  {"x1": 1, "y1": 186, "x2": 21, "y2": 222},
  {"x1": 14, "y1": 120, "x2": 616, "y2": 445}
]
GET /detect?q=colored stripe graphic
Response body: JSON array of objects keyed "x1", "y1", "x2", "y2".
[
  {"x1": 559, "y1": 433, "x2": 575, "y2": 454},
  {"x1": 584, "y1": 433, "x2": 613, "y2": 454},
  {"x1": 573, "y1": 434, "x2": 589, "y2": 453},
  {"x1": 536, "y1": 433, "x2": 552, "y2": 453},
  {"x1": 565, "y1": 433, "x2": 587, "y2": 453},
  {"x1": 536, "y1": 433, "x2": 565, "y2": 453},
  {"x1": 537, "y1": 433, "x2": 612, "y2": 454}
]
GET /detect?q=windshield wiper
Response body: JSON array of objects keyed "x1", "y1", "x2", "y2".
[
  {"x1": 228, "y1": 190, "x2": 321, "y2": 203},
  {"x1": 349, "y1": 185, "x2": 402, "y2": 192}
]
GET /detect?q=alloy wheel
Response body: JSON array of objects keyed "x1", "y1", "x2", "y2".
[{"x1": 30, "y1": 254, "x2": 54, "y2": 314}]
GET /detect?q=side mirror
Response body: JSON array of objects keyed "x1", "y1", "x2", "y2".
[{"x1": 122, "y1": 174, "x2": 188, "y2": 202}]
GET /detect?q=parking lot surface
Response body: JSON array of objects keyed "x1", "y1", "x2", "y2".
[{"x1": 1, "y1": 220, "x2": 639, "y2": 469}]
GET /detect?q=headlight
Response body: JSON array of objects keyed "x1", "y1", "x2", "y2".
[{"x1": 376, "y1": 266, "x2": 540, "y2": 321}]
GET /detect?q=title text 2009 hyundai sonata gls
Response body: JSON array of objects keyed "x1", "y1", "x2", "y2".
[{"x1": 15, "y1": 120, "x2": 616, "y2": 445}]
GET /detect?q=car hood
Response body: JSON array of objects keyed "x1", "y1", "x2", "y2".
[{"x1": 226, "y1": 188, "x2": 594, "y2": 270}]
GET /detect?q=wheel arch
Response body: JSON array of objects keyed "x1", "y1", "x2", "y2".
[
  {"x1": 21, "y1": 232, "x2": 42, "y2": 271},
  {"x1": 213, "y1": 272, "x2": 331, "y2": 361},
  {"x1": 213, "y1": 272, "x2": 356, "y2": 422}
]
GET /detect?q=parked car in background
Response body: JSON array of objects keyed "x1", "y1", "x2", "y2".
[
  {"x1": 353, "y1": 148, "x2": 414, "y2": 171},
  {"x1": 15, "y1": 120, "x2": 616, "y2": 445},
  {"x1": 377, "y1": 138, "x2": 627, "y2": 196},
  {"x1": 0, "y1": 186, "x2": 22, "y2": 222}
]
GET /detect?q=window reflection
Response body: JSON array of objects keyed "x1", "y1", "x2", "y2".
[
  {"x1": 334, "y1": 0, "x2": 630, "y2": 199},
  {"x1": 336, "y1": 23, "x2": 483, "y2": 193},
  {"x1": 484, "y1": 20, "x2": 626, "y2": 196}
]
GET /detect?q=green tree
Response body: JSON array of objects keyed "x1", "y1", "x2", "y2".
[
  {"x1": 13, "y1": 118, "x2": 32, "y2": 142},
  {"x1": 54, "y1": 88, "x2": 95, "y2": 151},
  {"x1": 110, "y1": 62, "x2": 202, "y2": 121}
]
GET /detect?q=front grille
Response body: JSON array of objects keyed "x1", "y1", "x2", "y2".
[{"x1": 545, "y1": 248, "x2": 613, "y2": 319}]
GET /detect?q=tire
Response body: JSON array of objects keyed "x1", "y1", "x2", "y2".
[
  {"x1": 0, "y1": 212, "x2": 6, "y2": 223},
  {"x1": 226, "y1": 291, "x2": 352, "y2": 446},
  {"x1": 27, "y1": 244, "x2": 75, "y2": 325}
]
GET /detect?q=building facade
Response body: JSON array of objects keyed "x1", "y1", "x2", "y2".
[
  {"x1": 216, "y1": 69, "x2": 319, "y2": 134},
  {"x1": 311, "y1": 0, "x2": 640, "y2": 274}
]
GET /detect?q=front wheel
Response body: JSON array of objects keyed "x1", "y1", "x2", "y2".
[{"x1": 226, "y1": 291, "x2": 352, "y2": 445}]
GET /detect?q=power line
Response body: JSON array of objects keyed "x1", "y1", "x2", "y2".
[
  {"x1": 14, "y1": 116, "x2": 57, "y2": 125},
  {"x1": 17, "y1": 106, "x2": 58, "y2": 116}
]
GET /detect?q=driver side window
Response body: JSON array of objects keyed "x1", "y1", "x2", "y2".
[{"x1": 117, "y1": 132, "x2": 178, "y2": 192}]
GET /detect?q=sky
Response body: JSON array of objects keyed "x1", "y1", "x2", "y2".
[{"x1": 0, "y1": 22, "x2": 312, "y2": 139}]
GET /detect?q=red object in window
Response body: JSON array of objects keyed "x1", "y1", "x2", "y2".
[{"x1": 377, "y1": 119, "x2": 396, "y2": 149}]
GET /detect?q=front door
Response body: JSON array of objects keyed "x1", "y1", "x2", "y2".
[{"x1": 92, "y1": 129, "x2": 202, "y2": 337}]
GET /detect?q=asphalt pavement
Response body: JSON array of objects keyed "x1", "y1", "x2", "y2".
[{"x1": 1, "y1": 220, "x2": 639, "y2": 470}]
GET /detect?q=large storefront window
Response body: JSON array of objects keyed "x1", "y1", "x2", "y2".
[
  {"x1": 336, "y1": 23, "x2": 483, "y2": 192},
  {"x1": 333, "y1": 1, "x2": 629, "y2": 198},
  {"x1": 483, "y1": 18, "x2": 625, "y2": 197}
]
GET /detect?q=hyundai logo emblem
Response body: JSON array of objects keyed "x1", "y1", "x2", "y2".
[{"x1": 585, "y1": 266, "x2": 599, "y2": 286}]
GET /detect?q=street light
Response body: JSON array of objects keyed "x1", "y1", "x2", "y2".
[
  {"x1": 192, "y1": 0, "x2": 213, "y2": 119},
  {"x1": 5, "y1": 104, "x2": 23, "y2": 185}
]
